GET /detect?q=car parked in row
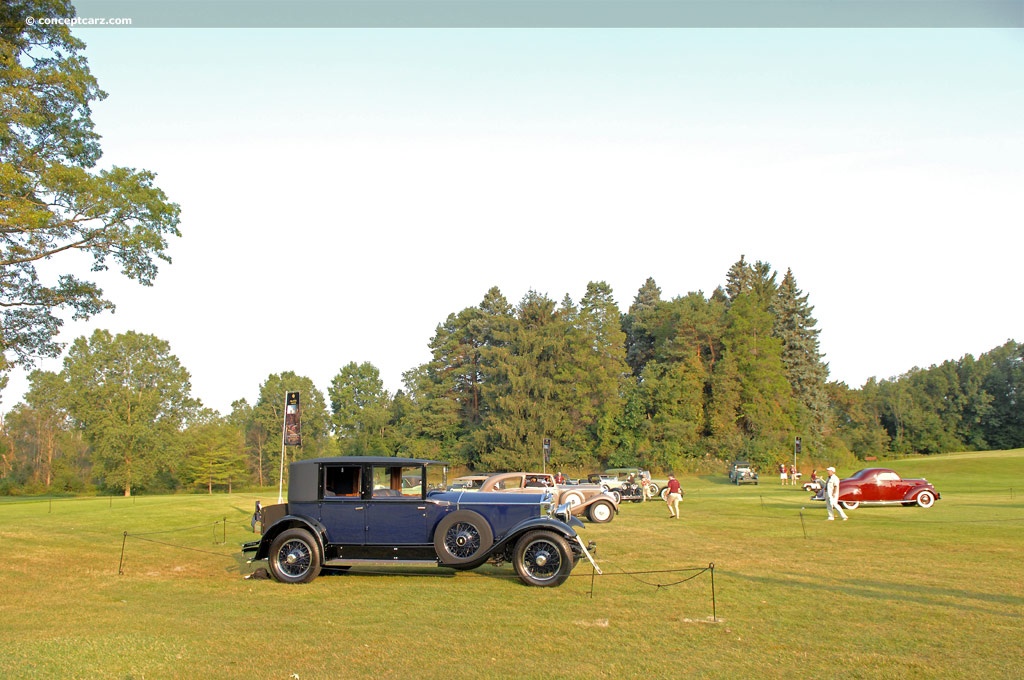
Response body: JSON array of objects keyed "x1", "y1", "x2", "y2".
[
  {"x1": 448, "y1": 475, "x2": 489, "y2": 491},
  {"x1": 243, "y1": 457, "x2": 596, "y2": 587},
  {"x1": 728, "y1": 461, "x2": 753, "y2": 483},
  {"x1": 814, "y1": 468, "x2": 941, "y2": 510},
  {"x1": 603, "y1": 468, "x2": 662, "y2": 498},
  {"x1": 479, "y1": 472, "x2": 619, "y2": 523},
  {"x1": 733, "y1": 465, "x2": 758, "y2": 485},
  {"x1": 587, "y1": 472, "x2": 648, "y2": 502}
]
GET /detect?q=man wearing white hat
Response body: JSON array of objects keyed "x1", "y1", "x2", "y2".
[{"x1": 825, "y1": 466, "x2": 848, "y2": 521}]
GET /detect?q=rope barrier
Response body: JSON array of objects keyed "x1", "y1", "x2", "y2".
[{"x1": 114, "y1": 521, "x2": 719, "y2": 619}]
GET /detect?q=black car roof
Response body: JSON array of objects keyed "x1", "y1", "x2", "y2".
[{"x1": 296, "y1": 456, "x2": 446, "y2": 466}]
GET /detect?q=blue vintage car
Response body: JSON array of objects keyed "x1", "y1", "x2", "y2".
[{"x1": 243, "y1": 456, "x2": 596, "y2": 587}]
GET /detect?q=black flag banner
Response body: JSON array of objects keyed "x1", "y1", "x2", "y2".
[{"x1": 284, "y1": 392, "x2": 302, "y2": 447}]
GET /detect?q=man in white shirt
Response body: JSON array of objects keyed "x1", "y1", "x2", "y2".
[{"x1": 825, "y1": 466, "x2": 848, "y2": 521}]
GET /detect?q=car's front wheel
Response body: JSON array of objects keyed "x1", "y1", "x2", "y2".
[
  {"x1": 587, "y1": 499, "x2": 615, "y2": 523},
  {"x1": 840, "y1": 501, "x2": 859, "y2": 510},
  {"x1": 433, "y1": 510, "x2": 494, "y2": 568},
  {"x1": 268, "y1": 528, "x2": 321, "y2": 584},
  {"x1": 915, "y1": 491, "x2": 936, "y2": 508},
  {"x1": 513, "y1": 531, "x2": 574, "y2": 587}
]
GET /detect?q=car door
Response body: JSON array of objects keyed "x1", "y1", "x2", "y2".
[
  {"x1": 319, "y1": 464, "x2": 367, "y2": 545},
  {"x1": 876, "y1": 470, "x2": 906, "y2": 502},
  {"x1": 364, "y1": 464, "x2": 430, "y2": 545}
]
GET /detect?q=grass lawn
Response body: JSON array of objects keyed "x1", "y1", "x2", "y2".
[{"x1": 1, "y1": 450, "x2": 1022, "y2": 679}]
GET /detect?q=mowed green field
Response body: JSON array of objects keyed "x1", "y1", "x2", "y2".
[{"x1": 2, "y1": 451, "x2": 1022, "y2": 680}]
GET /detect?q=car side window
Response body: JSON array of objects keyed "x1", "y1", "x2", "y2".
[
  {"x1": 371, "y1": 465, "x2": 424, "y2": 498},
  {"x1": 877, "y1": 472, "x2": 900, "y2": 482},
  {"x1": 323, "y1": 465, "x2": 362, "y2": 498}
]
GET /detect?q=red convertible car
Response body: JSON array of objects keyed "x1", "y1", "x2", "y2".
[{"x1": 831, "y1": 468, "x2": 941, "y2": 510}]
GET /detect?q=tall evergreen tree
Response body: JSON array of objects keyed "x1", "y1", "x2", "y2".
[
  {"x1": 329, "y1": 361, "x2": 392, "y2": 455},
  {"x1": 709, "y1": 293, "x2": 794, "y2": 463},
  {"x1": 775, "y1": 268, "x2": 830, "y2": 449},
  {"x1": 578, "y1": 282, "x2": 630, "y2": 460},
  {"x1": 622, "y1": 277, "x2": 662, "y2": 377},
  {"x1": 979, "y1": 341, "x2": 1024, "y2": 449}
]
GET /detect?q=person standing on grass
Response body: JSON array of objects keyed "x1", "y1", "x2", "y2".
[
  {"x1": 825, "y1": 466, "x2": 848, "y2": 521},
  {"x1": 780, "y1": 462, "x2": 788, "y2": 486},
  {"x1": 666, "y1": 474, "x2": 683, "y2": 518}
]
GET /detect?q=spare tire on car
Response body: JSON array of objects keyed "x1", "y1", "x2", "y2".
[{"x1": 433, "y1": 510, "x2": 494, "y2": 569}]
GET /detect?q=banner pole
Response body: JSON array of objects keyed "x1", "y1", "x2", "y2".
[{"x1": 278, "y1": 391, "x2": 287, "y2": 504}]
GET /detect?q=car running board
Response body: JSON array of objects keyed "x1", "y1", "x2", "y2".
[{"x1": 324, "y1": 558, "x2": 440, "y2": 567}]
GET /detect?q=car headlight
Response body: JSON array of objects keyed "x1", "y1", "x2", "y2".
[{"x1": 553, "y1": 502, "x2": 573, "y2": 524}]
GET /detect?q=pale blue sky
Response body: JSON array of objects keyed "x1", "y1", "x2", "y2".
[{"x1": 5, "y1": 28, "x2": 1022, "y2": 415}]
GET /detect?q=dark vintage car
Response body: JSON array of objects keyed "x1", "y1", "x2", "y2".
[
  {"x1": 732, "y1": 465, "x2": 759, "y2": 485},
  {"x1": 818, "y1": 468, "x2": 941, "y2": 510},
  {"x1": 243, "y1": 457, "x2": 596, "y2": 587},
  {"x1": 728, "y1": 460, "x2": 754, "y2": 483},
  {"x1": 586, "y1": 473, "x2": 646, "y2": 503}
]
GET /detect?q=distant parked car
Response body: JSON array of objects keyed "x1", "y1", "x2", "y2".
[
  {"x1": 449, "y1": 475, "x2": 489, "y2": 491},
  {"x1": 480, "y1": 472, "x2": 619, "y2": 523},
  {"x1": 728, "y1": 461, "x2": 753, "y2": 483},
  {"x1": 586, "y1": 473, "x2": 645, "y2": 503},
  {"x1": 604, "y1": 467, "x2": 661, "y2": 499},
  {"x1": 733, "y1": 466, "x2": 759, "y2": 485},
  {"x1": 814, "y1": 468, "x2": 941, "y2": 510},
  {"x1": 243, "y1": 457, "x2": 594, "y2": 587}
]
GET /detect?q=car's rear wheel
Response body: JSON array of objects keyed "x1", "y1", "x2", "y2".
[
  {"x1": 513, "y1": 531, "x2": 573, "y2": 587},
  {"x1": 840, "y1": 501, "x2": 859, "y2": 510},
  {"x1": 268, "y1": 528, "x2": 321, "y2": 584},
  {"x1": 661, "y1": 488, "x2": 670, "y2": 501},
  {"x1": 610, "y1": 490, "x2": 622, "y2": 504},
  {"x1": 646, "y1": 483, "x2": 660, "y2": 498},
  {"x1": 915, "y1": 491, "x2": 936, "y2": 508},
  {"x1": 434, "y1": 510, "x2": 494, "y2": 568},
  {"x1": 587, "y1": 499, "x2": 615, "y2": 523}
]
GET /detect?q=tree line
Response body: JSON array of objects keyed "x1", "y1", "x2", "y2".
[
  {"x1": 2, "y1": 9, "x2": 1021, "y2": 495},
  {"x1": 1, "y1": 257, "x2": 1021, "y2": 495}
]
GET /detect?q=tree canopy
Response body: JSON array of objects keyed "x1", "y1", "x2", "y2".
[
  {"x1": 0, "y1": 0, "x2": 180, "y2": 380},
  {"x1": 1, "y1": 264, "x2": 1021, "y2": 496}
]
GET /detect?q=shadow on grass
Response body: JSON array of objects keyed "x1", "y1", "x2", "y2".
[{"x1": 717, "y1": 569, "x2": 1024, "y2": 618}]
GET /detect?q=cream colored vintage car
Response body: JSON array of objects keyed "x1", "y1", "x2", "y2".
[{"x1": 479, "y1": 472, "x2": 619, "y2": 523}]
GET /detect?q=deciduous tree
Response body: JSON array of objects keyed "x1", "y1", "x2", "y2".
[
  {"x1": 61, "y1": 330, "x2": 197, "y2": 495},
  {"x1": 0, "y1": 1, "x2": 181, "y2": 378}
]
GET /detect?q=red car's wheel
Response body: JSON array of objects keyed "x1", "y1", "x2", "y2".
[
  {"x1": 915, "y1": 490, "x2": 936, "y2": 508},
  {"x1": 840, "y1": 501, "x2": 859, "y2": 510}
]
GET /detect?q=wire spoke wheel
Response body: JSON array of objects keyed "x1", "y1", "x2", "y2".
[
  {"x1": 513, "y1": 531, "x2": 573, "y2": 587},
  {"x1": 434, "y1": 511, "x2": 494, "y2": 567},
  {"x1": 268, "y1": 528, "x2": 321, "y2": 584}
]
